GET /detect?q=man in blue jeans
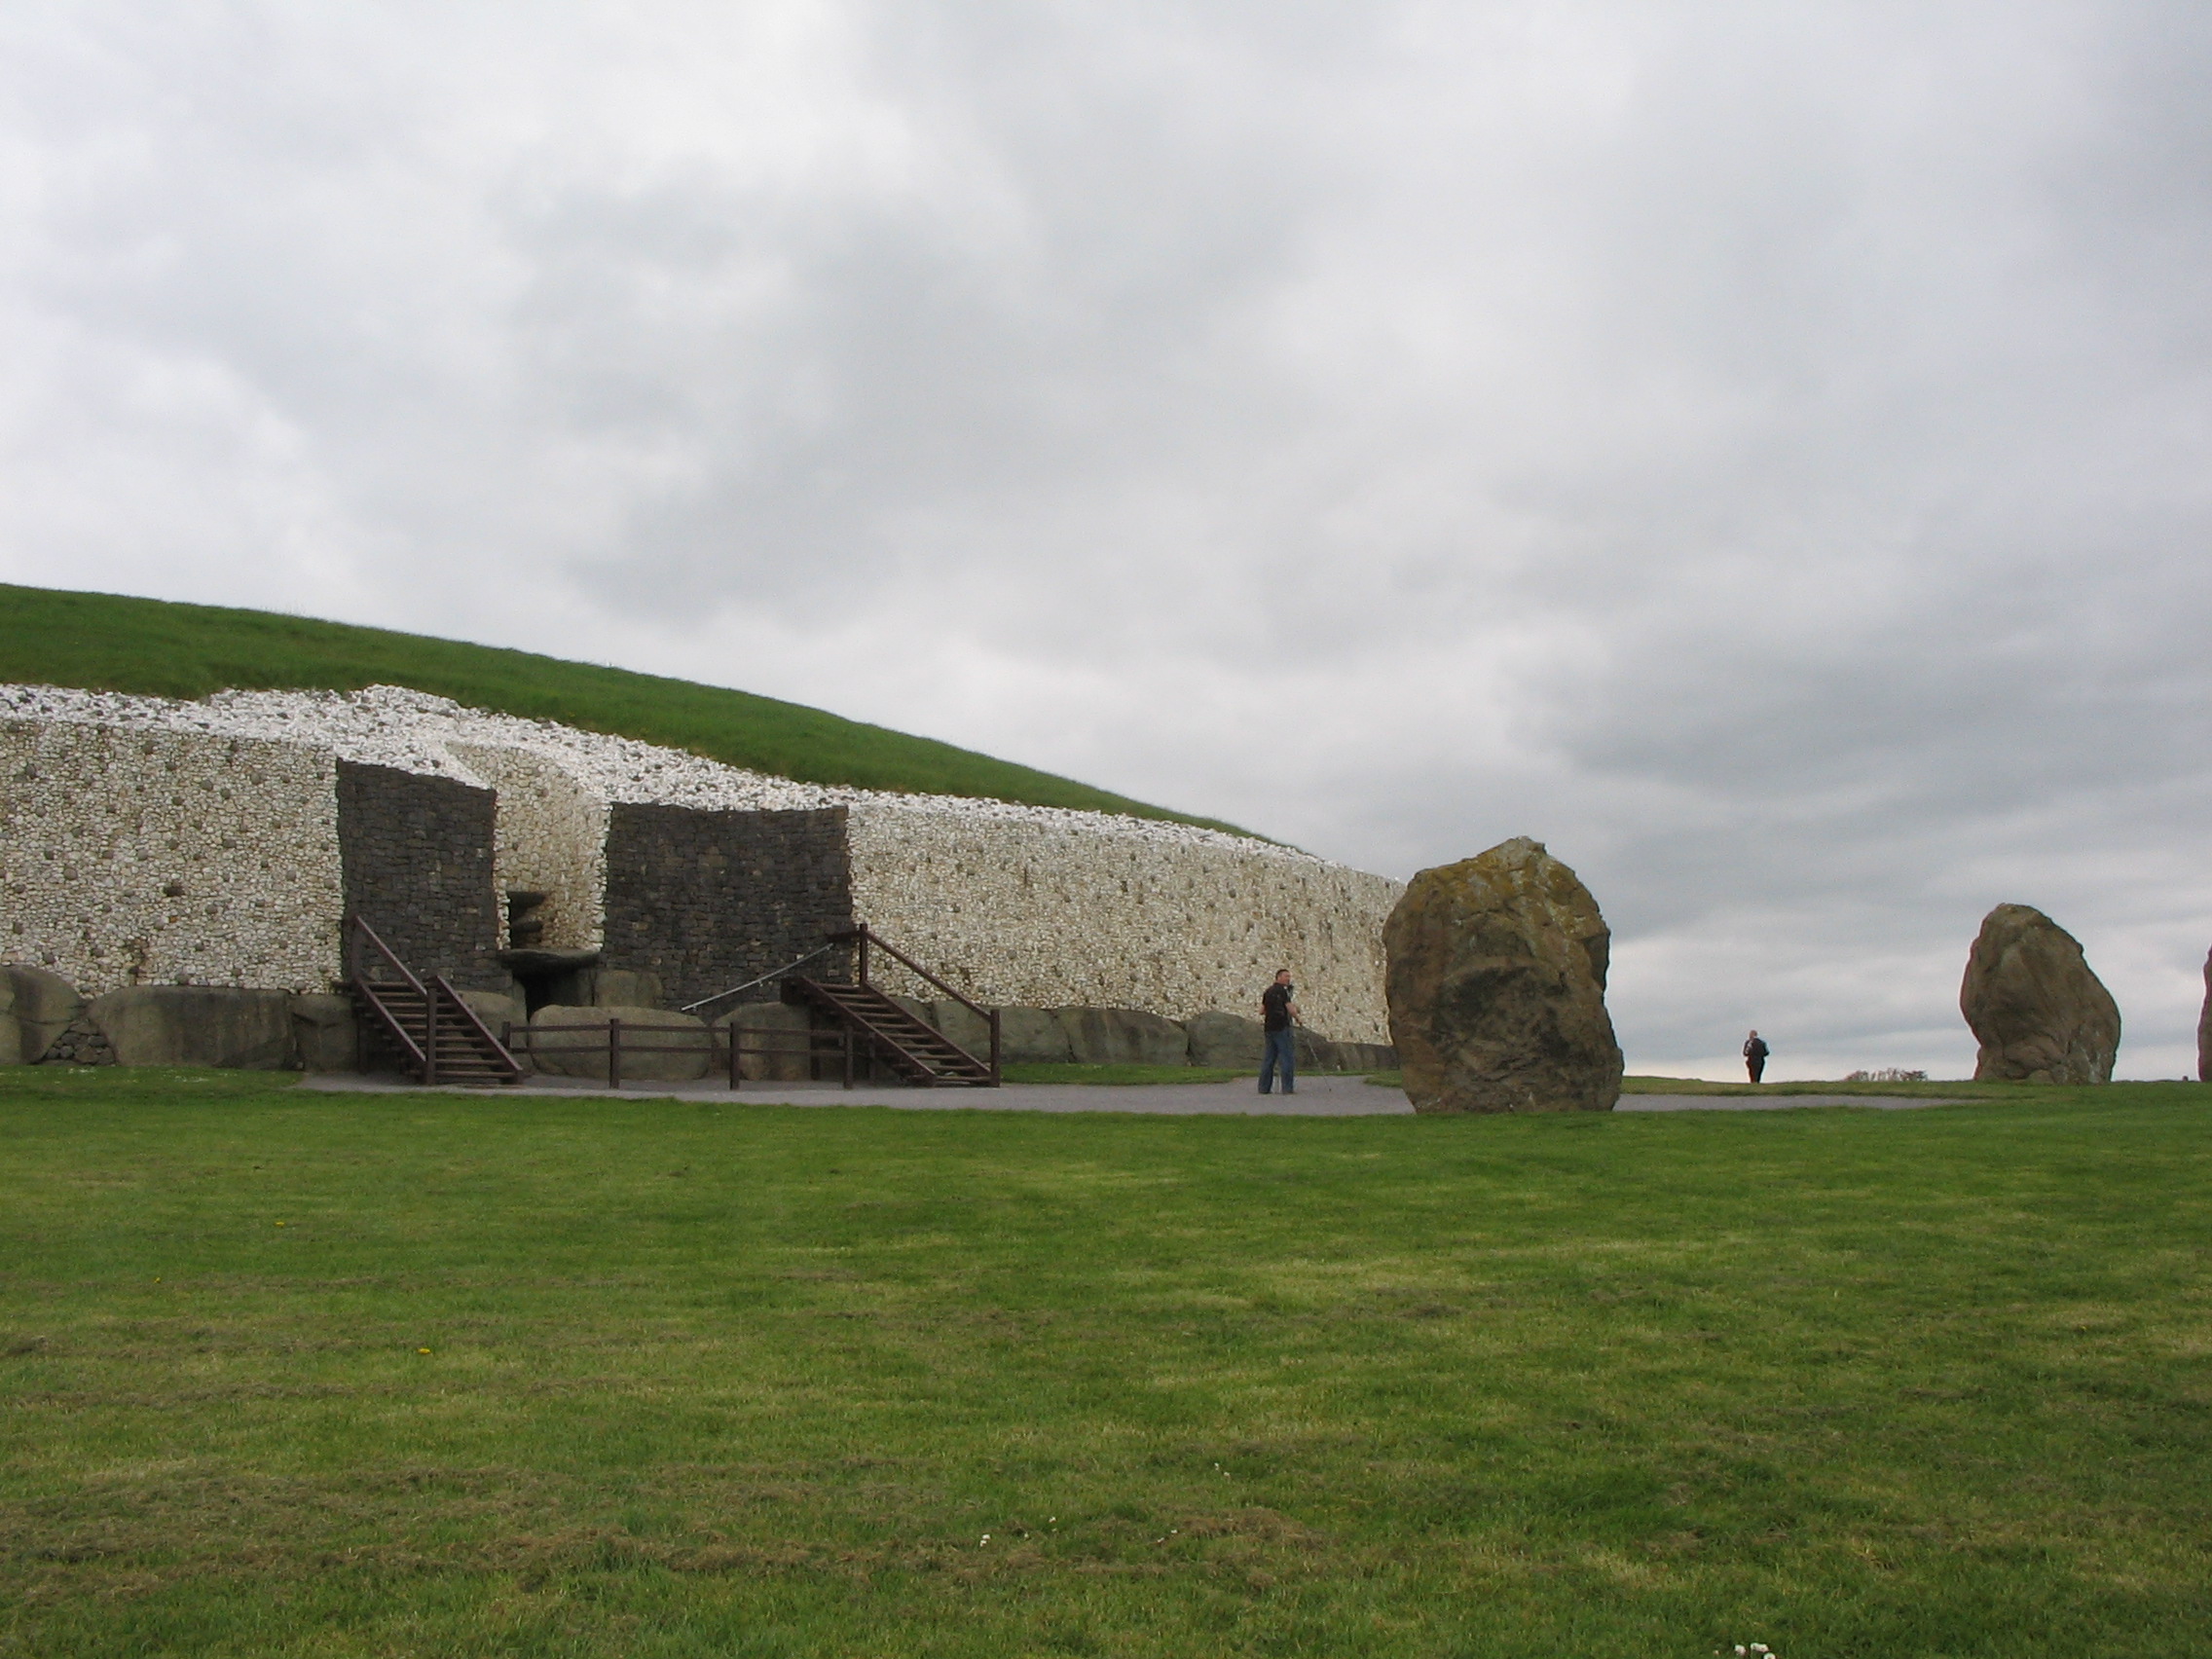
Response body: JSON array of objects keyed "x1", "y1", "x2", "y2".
[{"x1": 1259, "y1": 969, "x2": 1301, "y2": 1094}]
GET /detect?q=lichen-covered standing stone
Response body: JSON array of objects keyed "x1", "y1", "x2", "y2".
[
  {"x1": 1383, "y1": 838, "x2": 1623, "y2": 1114},
  {"x1": 1959, "y1": 903, "x2": 2120, "y2": 1085},
  {"x1": 2199, "y1": 948, "x2": 2211, "y2": 1085}
]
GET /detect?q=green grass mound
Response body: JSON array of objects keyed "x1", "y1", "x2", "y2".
[
  {"x1": 0, "y1": 583, "x2": 1245, "y2": 830},
  {"x1": 4, "y1": 1067, "x2": 2208, "y2": 1656}
]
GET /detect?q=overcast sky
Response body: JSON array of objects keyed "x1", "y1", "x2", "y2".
[{"x1": 4, "y1": 1, "x2": 2208, "y2": 1079}]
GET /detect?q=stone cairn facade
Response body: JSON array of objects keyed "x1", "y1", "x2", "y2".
[{"x1": 0, "y1": 683, "x2": 1402, "y2": 1073}]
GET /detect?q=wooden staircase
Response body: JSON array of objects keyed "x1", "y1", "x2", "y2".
[
  {"x1": 786, "y1": 976, "x2": 996, "y2": 1087},
  {"x1": 345, "y1": 915, "x2": 523, "y2": 1088}
]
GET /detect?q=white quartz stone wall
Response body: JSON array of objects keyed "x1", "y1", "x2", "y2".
[
  {"x1": 846, "y1": 804, "x2": 1401, "y2": 1043},
  {"x1": 0, "y1": 685, "x2": 1407, "y2": 1038},
  {"x1": 450, "y1": 743, "x2": 608, "y2": 949},
  {"x1": 0, "y1": 719, "x2": 343, "y2": 995}
]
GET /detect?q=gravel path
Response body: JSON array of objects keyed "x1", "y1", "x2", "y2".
[{"x1": 300, "y1": 1074, "x2": 1963, "y2": 1116}]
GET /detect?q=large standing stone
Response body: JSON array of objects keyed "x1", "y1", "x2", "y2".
[
  {"x1": 1383, "y1": 838, "x2": 1623, "y2": 1114},
  {"x1": 527, "y1": 1004, "x2": 710, "y2": 1082},
  {"x1": 1053, "y1": 1007, "x2": 1190, "y2": 1066},
  {"x1": 2200, "y1": 948, "x2": 2211, "y2": 1086},
  {"x1": 2, "y1": 965, "x2": 86, "y2": 1062},
  {"x1": 90, "y1": 986, "x2": 297, "y2": 1069},
  {"x1": 1960, "y1": 903, "x2": 2120, "y2": 1085}
]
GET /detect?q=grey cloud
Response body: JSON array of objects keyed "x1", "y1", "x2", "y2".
[{"x1": 3, "y1": 0, "x2": 2209, "y2": 1076}]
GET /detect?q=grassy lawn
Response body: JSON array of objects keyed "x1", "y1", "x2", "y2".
[
  {"x1": 0, "y1": 583, "x2": 1242, "y2": 831},
  {"x1": 3, "y1": 1069, "x2": 2208, "y2": 1657}
]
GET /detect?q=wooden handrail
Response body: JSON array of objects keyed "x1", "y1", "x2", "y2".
[
  {"x1": 347, "y1": 914, "x2": 427, "y2": 1001},
  {"x1": 825, "y1": 925, "x2": 1000, "y2": 1084},
  {"x1": 431, "y1": 975, "x2": 523, "y2": 1083},
  {"x1": 829, "y1": 924, "x2": 987, "y2": 1020}
]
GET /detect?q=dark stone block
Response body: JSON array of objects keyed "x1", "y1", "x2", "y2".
[
  {"x1": 336, "y1": 761, "x2": 500, "y2": 986},
  {"x1": 92, "y1": 986, "x2": 296, "y2": 1069},
  {"x1": 601, "y1": 804, "x2": 854, "y2": 1009}
]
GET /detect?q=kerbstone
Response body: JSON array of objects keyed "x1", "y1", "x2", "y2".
[
  {"x1": 289, "y1": 993, "x2": 358, "y2": 1072},
  {"x1": 1294, "y1": 1028, "x2": 1344, "y2": 1072},
  {"x1": 527, "y1": 1004, "x2": 710, "y2": 1082},
  {"x1": 1, "y1": 965, "x2": 85, "y2": 1062},
  {"x1": 927, "y1": 999, "x2": 998, "y2": 1068},
  {"x1": 1185, "y1": 1011, "x2": 1264, "y2": 1068},
  {"x1": 1961, "y1": 903, "x2": 2120, "y2": 1085},
  {"x1": 1053, "y1": 1006, "x2": 1190, "y2": 1066},
  {"x1": 92, "y1": 986, "x2": 297, "y2": 1070},
  {"x1": 459, "y1": 989, "x2": 525, "y2": 1041},
  {"x1": 716, "y1": 1002, "x2": 816, "y2": 1082},
  {"x1": 996, "y1": 1007, "x2": 1073, "y2": 1064},
  {"x1": 1383, "y1": 837, "x2": 1623, "y2": 1114}
]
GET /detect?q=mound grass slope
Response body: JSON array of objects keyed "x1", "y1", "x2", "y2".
[
  {"x1": 0, "y1": 582, "x2": 1243, "y2": 830},
  {"x1": 4, "y1": 1068, "x2": 2209, "y2": 1657}
]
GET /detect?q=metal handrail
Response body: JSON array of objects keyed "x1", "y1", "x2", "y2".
[{"x1": 678, "y1": 943, "x2": 838, "y2": 1016}]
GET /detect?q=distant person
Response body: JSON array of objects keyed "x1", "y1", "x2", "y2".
[
  {"x1": 1260, "y1": 969, "x2": 1301, "y2": 1095},
  {"x1": 1743, "y1": 1029, "x2": 1770, "y2": 1084}
]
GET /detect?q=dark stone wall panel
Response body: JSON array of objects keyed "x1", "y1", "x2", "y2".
[
  {"x1": 335, "y1": 760, "x2": 500, "y2": 986},
  {"x1": 602, "y1": 804, "x2": 853, "y2": 1007}
]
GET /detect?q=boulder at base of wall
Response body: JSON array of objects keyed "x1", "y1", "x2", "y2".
[
  {"x1": 459, "y1": 990, "x2": 525, "y2": 1045},
  {"x1": 1331, "y1": 1041, "x2": 1401, "y2": 1072},
  {"x1": 289, "y1": 994, "x2": 359, "y2": 1073},
  {"x1": 717, "y1": 1002, "x2": 816, "y2": 1082},
  {"x1": 1185, "y1": 1011, "x2": 1266, "y2": 1069},
  {"x1": 1294, "y1": 1028, "x2": 1344, "y2": 1073},
  {"x1": 996, "y1": 1008, "x2": 1073, "y2": 1064},
  {"x1": 1383, "y1": 837, "x2": 1624, "y2": 1114},
  {"x1": 1053, "y1": 1007, "x2": 1190, "y2": 1066},
  {"x1": 927, "y1": 999, "x2": 997, "y2": 1066},
  {"x1": 0, "y1": 978, "x2": 17, "y2": 1066},
  {"x1": 2, "y1": 965, "x2": 86, "y2": 1062},
  {"x1": 528, "y1": 1004, "x2": 710, "y2": 1082},
  {"x1": 1961, "y1": 903, "x2": 2120, "y2": 1085},
  {"x1": 91, "y1": 986, "x2": 297, "y2": 1069}
]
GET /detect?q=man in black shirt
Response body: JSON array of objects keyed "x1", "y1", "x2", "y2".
[
  {"x1": 1743, "y1": 1030, "x2": 1769, "y2": 1084},
  {"x1": 1260, "y1": 969, "x2": 1301, "y2": 1095}
]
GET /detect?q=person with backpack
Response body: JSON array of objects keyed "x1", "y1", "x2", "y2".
[{"x1": 1743, "y1": 1029, "x2": 1770, "y2": 1084}]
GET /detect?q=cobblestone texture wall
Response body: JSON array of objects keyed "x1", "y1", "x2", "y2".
[
  {"x1": 449, "y1": 743, "x2": 608, "y2": 950},
  {"x1": 602, "y1": 804, "x2": 853, "y2": 1008},
  {"x1": 335, "y1": 760, "x2": 501, "y2": 987},
  {"x1": 845, "y1": 806, "x2": 1401, "y2": 1043},
  {"x1": 0, "y1": 719, "x2": 342, "y2": 995}
]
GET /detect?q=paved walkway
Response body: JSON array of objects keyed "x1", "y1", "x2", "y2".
[{"x1": 301, "y1": 1073, "x2": 1962, "y2": 1116}]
